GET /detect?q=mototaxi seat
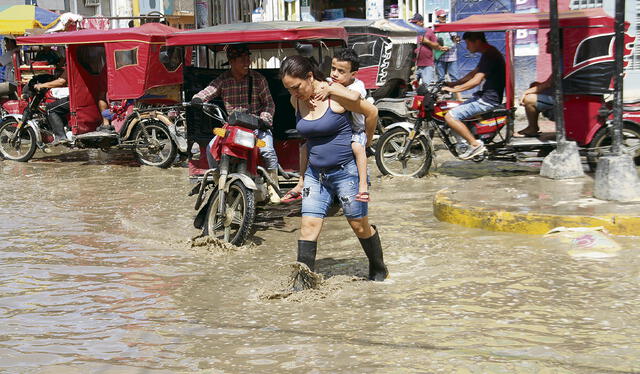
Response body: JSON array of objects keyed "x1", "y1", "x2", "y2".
[{"x1": 466, "y1": 104, "x2": 515, "y2": 121}]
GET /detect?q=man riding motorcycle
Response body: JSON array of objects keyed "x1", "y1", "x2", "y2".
[{"x1": 191, "y1": 43, "x2": 281, "y2": 204}]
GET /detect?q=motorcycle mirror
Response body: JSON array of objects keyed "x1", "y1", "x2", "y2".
[{"x1": 295, "y1": 43, "x2": 314, "y2": 58}]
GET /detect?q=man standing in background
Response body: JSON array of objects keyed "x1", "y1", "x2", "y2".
[
  {"x1": 409, "y1": 13, "x2": 449, "y2": 86},
  {"x1": 434, "y1": 9, "x2": 462, "y2": 100}
]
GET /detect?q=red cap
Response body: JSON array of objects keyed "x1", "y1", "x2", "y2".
[{"x1": 435, "y1": 9, "x2": 448, "y2": 17}]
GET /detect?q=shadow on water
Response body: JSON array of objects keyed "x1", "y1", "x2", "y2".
[
  {"x1": 316, "y1": 257, "x2": 369, "y2": 279},
  {"x1": 434, "y1": 159, "x2": 540, "y2": 179},
  {"x1": 31, "y1": 148, "x2": 142, "y2": 167},
  {"x1": 30, "y1": 148, "x2": 188, "y2": 168}
]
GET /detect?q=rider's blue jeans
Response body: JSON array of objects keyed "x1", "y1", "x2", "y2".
[{"x1": 206, "y1": 129, "x2": 278, "y2": 171}]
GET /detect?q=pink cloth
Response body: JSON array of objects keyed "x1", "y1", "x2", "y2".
[{"x1": 80, "y1": 18, "x2": 110, "y2": 30}]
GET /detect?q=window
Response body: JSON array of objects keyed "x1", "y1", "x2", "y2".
[
  {"x1": 569, "y1": 0, "x2": 603, "y2": 9},
  {"x1": 115, "y1": 48, "x2": 138, "y2": 69},
  {"x1": 574, "y1": 34, "x2": 614, "y2": 66},
  {"x1": 77, "y1": 45, "x2": 105, "y2": 75},
  {"x1": 159, "y1": 46, "x2": 183, "y2": 72}
]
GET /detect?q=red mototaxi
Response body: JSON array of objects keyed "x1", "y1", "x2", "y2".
[
  {"x1": 164, "y1": 21, "x2": 349, "y2": 177},
  {"x1": 434, "y1": 8, "x2": 635, "y2": 147},
  {"x1": 13, "y1": 23, "x2": 185, "y2": 136}
]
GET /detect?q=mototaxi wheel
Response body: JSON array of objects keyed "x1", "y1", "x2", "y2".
[
  {"x1": 132, "y1": 119, "x2": 177, "y2": 168},
  {"x1": 203, "y1": 180, "x2": 256, "y2": 246},
  {"x1": 0, "y1": 117, "x2": 37, "y2": 162},
  {"x1": 587, "y1": 121, "x2": 640, "y2": 171},
  {"x1": 375, "y1": 126, "x2": 432, "y2": 177}
]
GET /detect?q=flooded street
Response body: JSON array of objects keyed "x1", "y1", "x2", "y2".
[{"x1": 1, "y1": 150, "x2": 639, "y2": 373}]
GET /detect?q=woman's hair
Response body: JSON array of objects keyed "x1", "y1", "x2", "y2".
[{"x1": 279, "y1": 55, "x2": 325, "y2": 81}]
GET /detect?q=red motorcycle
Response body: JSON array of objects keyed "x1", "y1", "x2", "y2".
[
  {"x1": 190, "y1": 103, "x2": 284, "y2": 246},
  {"x1": 375, "y1": 82, "x2": 514, "y2": 177}
]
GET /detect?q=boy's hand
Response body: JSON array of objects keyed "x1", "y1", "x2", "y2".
[{"x1": 314, "y1": 83, "x2": 332, "y2": 101}]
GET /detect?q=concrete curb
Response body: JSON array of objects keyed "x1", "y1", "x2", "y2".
[{"x1": 433, "y1": 188, "x2": 640, "y2": 236}]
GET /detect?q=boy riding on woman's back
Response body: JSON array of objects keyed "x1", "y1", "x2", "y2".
[{"x1": 283, "y1": 48, "x2": 372, "y2": 203}]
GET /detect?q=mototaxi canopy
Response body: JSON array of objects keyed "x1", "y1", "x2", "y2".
[
  {"x1": 165, "y1": 21, "x2": 348, "y2": 47},
  {"x1": 434, "y1": 8, "x2": 615, "y2": 32}
]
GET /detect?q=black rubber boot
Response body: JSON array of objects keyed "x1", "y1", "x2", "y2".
[
  {"x1": 358, "y1": 225, "x2": 389, "y2": 281},
  {"x1": 297, "y1": 240, "x2": 317, "y2": 271}
]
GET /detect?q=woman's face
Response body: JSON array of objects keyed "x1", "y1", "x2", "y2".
[{"x1": 282, "y1": 72, "x2": 314, "y2": 100}]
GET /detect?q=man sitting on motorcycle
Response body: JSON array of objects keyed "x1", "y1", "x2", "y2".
[
  {"x1": 442, "y1": 31, "x2": 505, "y2": 160},
  {"x1": 191, "y1": 44, "x2": 280, "y2": 204},
  {"x1": 34, "y1": 66, "x2": 71, "y2": 145}
]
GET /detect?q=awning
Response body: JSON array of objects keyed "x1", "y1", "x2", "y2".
[
  {"x1": 435, "y1": 8, "x2": 615, "y2": 32},
  {"x1": 17, "y1": 23, "x2": 179, "y2": 45},
  {"x1": 0, "y1": 5, "x2": 60, "y2": 35},
  {"x1": 166, "y1": 21, "x2": 347, "y2": 46}
]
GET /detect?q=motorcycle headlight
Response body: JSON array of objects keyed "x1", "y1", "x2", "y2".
[{"x1": 232, "y1": 128, "x2": 255, "y2": 149}]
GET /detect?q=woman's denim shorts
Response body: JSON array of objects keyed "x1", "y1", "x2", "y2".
[{"x1": 302, "y1": 159, "x2": 367, "y2": 219}]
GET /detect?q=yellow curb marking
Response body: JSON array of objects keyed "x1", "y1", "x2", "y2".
[{"x1": 433, "y1": 189, "x2": 640, "y2": 236}]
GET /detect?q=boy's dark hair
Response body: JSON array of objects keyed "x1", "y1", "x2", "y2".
[
  {"x1": 333, "y1": 48, "x2": 360, "y2": 72},
  {"x1": 462, "y1": 32, "x2": 487, "y2": 43}
]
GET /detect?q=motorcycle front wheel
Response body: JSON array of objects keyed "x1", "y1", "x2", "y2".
[
  {"x1": 375, "y1": 127, "x2": 432, "y2": 177},
  {"x1": 204, "y1": 180, "x2": 256, "y2": 246},
  {"x1": 0, "y1": 117, "x2": 37, "y2": 162},
  {"x1": 133, "y1": 119, "x2": 177, "y2": 168},
  {"x1": 587, "y1": 122, "x2": 640, "y2": 171}
]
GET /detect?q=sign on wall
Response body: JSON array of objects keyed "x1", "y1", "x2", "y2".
[
  {"x1": 514, "y1": 0, "x2": 539, "y2": 56},
  {"x1": 366, "y1": 0, "x2": 384, "y2": 20}
]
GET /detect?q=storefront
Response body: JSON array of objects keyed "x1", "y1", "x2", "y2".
[
  {"x1": 314, "y1": 0, "x2": 425, "y2": 21},
  {"x1": 193, "y1": 0, "x2": 425, "y2": 25}
]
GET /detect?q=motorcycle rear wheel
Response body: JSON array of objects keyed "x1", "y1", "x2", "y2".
[
  {"x1": 375, "y1": 127, "x2": 432, "y2": 177},
  {"x1": 133, "y1": 119, "x2": 177, "y2": 168},
  {"x1": 204, "y1": 180, "x2": 256, "y2": 246},
  {"x1": 587, "y1": 122, "x2": 640, "y2": 171},
  {"x1": 0, "y1": 118, "x2": 37, "y2": 162}
]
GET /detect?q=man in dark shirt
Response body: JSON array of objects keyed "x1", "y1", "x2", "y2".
[{"x1": 443, "y1": 32, "x2": 505, "y2": 160}]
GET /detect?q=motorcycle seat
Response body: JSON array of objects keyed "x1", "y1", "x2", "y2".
[
  {"x1": 469, "y1": 105, "x2": 513, "y2": 120},
  {"x1": 374, "y1": 98, "x2": 408, "y2": 104}
]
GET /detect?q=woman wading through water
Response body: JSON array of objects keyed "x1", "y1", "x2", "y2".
[{"x1": 280, "y1": 55, "x2": 388, "y2": 281}]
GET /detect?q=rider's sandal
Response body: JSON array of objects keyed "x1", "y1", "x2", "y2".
[
  {"x1": 355, "y1": 192, "x2": 370, "y2": 203},
  {"x1": 281, "y1": 190, "x2": 302, "y2": 203}
]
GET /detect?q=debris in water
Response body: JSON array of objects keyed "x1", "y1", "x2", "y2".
[
  {"x1": 260, "y1": 263, "x2": 323, "y2": 300},
  {"x1": 544, "y1": 226, "x2": 622, "y2": 259},
  {"x1": 189, "y1": 235, "x2": 249, "y2": 255},
  {"x1": 257, "y1": 263, "x2": 365, "y2": 302}
]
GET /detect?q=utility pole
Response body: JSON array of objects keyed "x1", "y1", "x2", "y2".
[
  {"x1": 539, "y1": 0, "x2": 584, "y2": 179},
  {"x1": 593, "y1": 0, "x2": 640, "y2": 201}
]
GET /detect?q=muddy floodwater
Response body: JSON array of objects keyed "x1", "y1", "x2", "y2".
[{"x1": 1, "y1": 149, "x2": 639, "y2": 373}]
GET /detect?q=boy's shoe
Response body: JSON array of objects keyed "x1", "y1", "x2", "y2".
[
  {"x1": 50, "y1": 135, "x2": 69, "y2": 146},
  {"x1": 458, "y1": 140, "x2": 486, "y2": 160},
  {"x1": 96, "y1": 124, "x2": 115, "y2": 133}
]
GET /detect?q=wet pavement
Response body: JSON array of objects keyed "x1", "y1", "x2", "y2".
[{"x1": 1, "y1": 149, "x2": 639, "y2": 373}]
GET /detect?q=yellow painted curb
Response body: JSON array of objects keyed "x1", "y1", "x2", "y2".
[{"x1": 433, "y1": 189, "x2": 640, "y2": 236}]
